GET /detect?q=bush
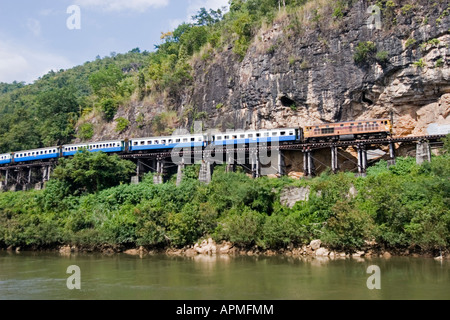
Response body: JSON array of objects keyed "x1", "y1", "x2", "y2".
[
  {"x1": 78, "y1": 123, "x2": 94, "y2": 140},
  {"x1": 376, "y1": 51, "x2": 389, "y2": 63},
  {"x1": 215, "y1": 207, "x2": 265, "y2": 247},
  {"x1": 322, "y1": 201, "x2": 375, "y2": 252},
  {"x1": 115, "y1": 117, "x2": 130, "y2": 133},
  {"x1": 354, "y1": 41, "x2": 377, "y2": 63}
]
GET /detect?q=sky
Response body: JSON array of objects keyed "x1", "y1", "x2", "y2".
[{"x1": 0, "y1": 0, "x2": 229, "y2": 84}]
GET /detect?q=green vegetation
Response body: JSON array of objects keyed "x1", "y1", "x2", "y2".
[
  {"x1": 115, "y1": 117, "x2": 130, "y2": 133},
  {"x1": 401, "y1": 4, "x2": 414, "y2": 15},
  {"x1": 375, "y1": 50, "x2": 389, "y2": 63},
  {"x1": 1, "y1": 149, "x2": 449, "y2": 254},
  {"x1": 354, "y1": 41, "x2": 377, "y2": 63},
  {"x1": 405, "y1": 38, "x2": 416, "y2": 49},
  {"x1": 413, "y1": 58, "x2": 426, "y2": 68},
  {"x1": 0, "y1": 50, "x2": 148, "y2": 153},
  {"x1": 435, "y1": 58, "x2": 444, "y2": 68},
  {"x1": 78, "y1": 123, "x2": 94, "y2": 141}
]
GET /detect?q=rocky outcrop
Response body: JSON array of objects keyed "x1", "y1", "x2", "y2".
[{"x1": 280, "y1": 186, "x2": 310, "y2": 208}]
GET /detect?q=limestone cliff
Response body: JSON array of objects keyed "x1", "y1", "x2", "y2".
[
  {"x1": 187, "y1": 0, "x2": 449, "y2": 136},
  {"x1": 88, "y1": 0, "x2": 449, "y2": 142}
]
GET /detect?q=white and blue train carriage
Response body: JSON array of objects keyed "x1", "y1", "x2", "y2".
[
  {"x1": 0, "y1": 153, "x2": 12, "y2": 165},
  {"x1": 129, "y1": 134, "x2": 206, "y2": 152},
  {"x1": 213, "y1": 128, "x2": 299, "y2": 146},
  {"x1": 88, "y1": 140, "x2": 124, "y2": 153},
  {"x1": 62, "y1": 143, "x2": 89, "y2": 157},
  {"x1": 13, "y1": 147, "x2": 60, "y2": 163}
]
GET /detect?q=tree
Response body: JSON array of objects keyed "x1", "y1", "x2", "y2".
[
  {"x1": 51, "y1": 150, "x2": 136, "y2": 196},
  {"x1": 89, "y1": 64, "x2": 124, "y2": 99},
  {"x1": 36, "y1": 87, "x2": 80, "y2": 146}
]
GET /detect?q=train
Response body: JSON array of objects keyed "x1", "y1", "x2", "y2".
[{"x1": 0, "y1": 119, "x2": 392, "y2": 165}]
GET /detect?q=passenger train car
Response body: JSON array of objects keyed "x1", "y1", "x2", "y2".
[
  {"x1": 130, "y1": 134, "x2": 205, "y2": 152},
  {"x1": 0, "y1": 119, "x2": 393, "y2": 165},
  {"x1": 212, "y1": 128, "x2": 299, "y2": 146}
]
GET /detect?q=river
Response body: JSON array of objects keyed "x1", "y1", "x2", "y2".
[{"x1": 0, "y1": 251, "x2": 448, "y2": 300}]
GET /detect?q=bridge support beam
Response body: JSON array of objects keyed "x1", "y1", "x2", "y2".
[
  {"x1": 303, "y1": 149, "x2": 315, "y2": 177},
  {"x1": 250, "y1": 150, "x2": 260, "y2": 179},
  {"x1": 278, "y1": 150, "x2": 285, "y2": 176},
  {"x1": 356, "y1": 145, "x2": 368, "y2": 177},
  {"x1": 131, "y1": 160, "x2": 141, "y2": 184},
  {"x1": 388, "y1": 142, "x2": 396, "y2": 167},
  {"x1": 416, "y1": 141, "x2": 431, "y2": 164},
  {"x1": 153, "y1": 159, "x2": 165, "y2": 185},
  {"x1": 176, "y1": 158, "x2": 185, "y2": 187},
  {"x1": 199, "y1": 160, "x2": 213, "y2": 184},
  {"x1": 226, "y1": 151, "x2": 235, "y2": 173},
  {"x1": 331, "y1": 146, "x2": 338, "y2": 174}
]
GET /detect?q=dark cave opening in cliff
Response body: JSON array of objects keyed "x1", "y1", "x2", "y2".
[{"x1": 280, "y1": 96, "x2": 296, "y2": 108}]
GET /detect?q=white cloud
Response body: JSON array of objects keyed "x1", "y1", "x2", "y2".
[
  {"x1": 26, "y1": 19, "x2": 42, "y2": 37},
  {"x1": 186, "y1": 0, "x2": 229, "y2": 19},
  {"x1": 74, "y1": 0, "x2": 170, "y2": 12},
  {"x1": 168, "y1": 0, "x2": 229, "y2": 29},
  {"x1": 0, "y1": 40, "x2": 73, "y2": 84}
]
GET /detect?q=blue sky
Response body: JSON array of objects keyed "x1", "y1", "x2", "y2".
[{"x1": 0, "y1": 0, "x2": 229, "y2": 84}]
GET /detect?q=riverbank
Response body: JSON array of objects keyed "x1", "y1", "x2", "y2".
[{"x1": 3, "y1": 238, "x2": 448, "y2": 261}]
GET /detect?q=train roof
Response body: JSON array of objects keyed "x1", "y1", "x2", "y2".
[
  {"x1": 12, "y1": 146, "x2": 59, "y2": 154},
  {"x1": 307, "y1": 119, "x2": 390, "y2": 127},
  {"x1": 131, "y1": 133, "x2": 204, "y2": 141}
]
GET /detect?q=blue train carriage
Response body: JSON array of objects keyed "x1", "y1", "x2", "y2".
[
  {"x1": 13, "y1": 147, "x2": 60, "y2": 163},
  {"x1": 62, "y1": 143, "x2": 89, "y2": 157},
  {"x1": 129, "y1": 134, "x2": 206, "y2": 151},
  {"x1": 0, "y1": 153, "x2": 12, "y2": 165},
  {"x1": 88, "y1": 140, "x2": 125, "y2": 153},
  {"x1": 213, "y1": 128, "x2": 300, "y2": 146}
]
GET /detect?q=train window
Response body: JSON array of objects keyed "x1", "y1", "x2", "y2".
[
  {"x1": 248, "y1": 134, "x2": 253, "y2": 138},
  {"x1": 176, "y1": 139, "x2": 181, "y2": 143},
  {"x1": 224, "y1": 135, "x2": 229, "y2": 139},
  {"x1": 168, "y1": 140, "x2": 173, "y2": 144},
  {"x1": 183, "y1": 138, "x2": 188, "y2": 142},
  {"x1": 272, "y1": 132, "x2": 277, "y2": 136},
  {"x1": 280, "y1": 132, "x2": 286, "y2": 136},
  {"x1": 321, "y1": 128, "x2": 335, "y2": 134},
  {"x1": 289, "y1": 131, "x2": 294, "y2": 135},
  {"x1": 191, "y1": 138, "x2": 195, "y2": 142},
  {"x1": 154, "y1": 140, "x2": 159, "y2": 144},
  {"x1": 162, "y1": 140, "x2": 166, "y2": 144},
  {"x1": 264, "y1": 133, "x2": 269, "y2": 137},
  {"x1": 216, "y1": 136, "x2": 222, "y2": 141},
  {"x1": 198, "y1": 138, "x2": 202, "y2": 141},
  {"x1": 148, "y1": 141, "x2": 153, "y2": 145},
  {"x1": 232, "y1": 135, "x2": 237, "y2": 139},
  {"x1": 141, "y1": 141, "x2": 145, "y2": 145}
]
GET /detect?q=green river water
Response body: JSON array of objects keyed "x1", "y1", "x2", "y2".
[{"x1": 0, "y1": 251, "x2": 448, "y2": 300}]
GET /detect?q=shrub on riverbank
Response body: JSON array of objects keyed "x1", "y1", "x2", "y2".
[{"x1": 0, "y1": 154, "x2": 449, "y2": 254}]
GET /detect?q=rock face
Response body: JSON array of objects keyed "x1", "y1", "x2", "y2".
[
  {"x1": 187, "y1": 0, "x2": 450, "y2": 134},
  {"x1": 280, "y1": 186, "x2": 310, "y2": 208},
  {"x1": 310, "y1": 239, "x2": 322, "y2": 251}
]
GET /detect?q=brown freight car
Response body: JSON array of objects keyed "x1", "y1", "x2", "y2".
[{"x1": 303, "y1": 119, "x2": 393, "y2": 142}]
